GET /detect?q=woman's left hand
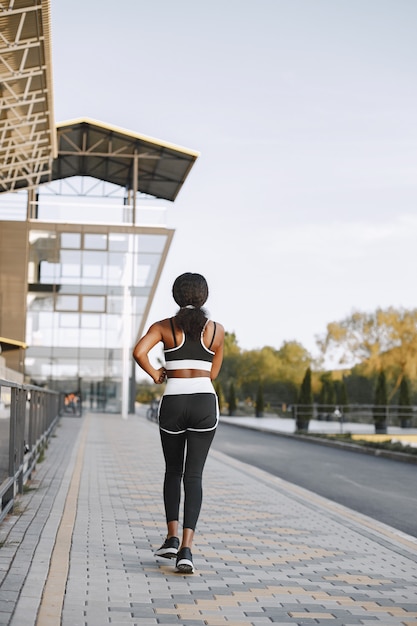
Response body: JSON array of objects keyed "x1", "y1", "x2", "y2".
[{"x1": 153, "y1": 368, "x2": 166, "y2": 384}]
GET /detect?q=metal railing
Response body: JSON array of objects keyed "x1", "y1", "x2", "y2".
[
  {"x1": 292, "y1": 403, "x2": 417, "y2": 432},
  {"x1": 0, "y1": 379, "x2": 63, "y2": 523}
]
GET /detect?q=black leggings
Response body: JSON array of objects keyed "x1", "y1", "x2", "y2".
[{"x1": 160, "y1": 428, "x2": 216, "y2": 530}]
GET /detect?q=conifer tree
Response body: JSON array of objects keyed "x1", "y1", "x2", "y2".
[
  {"x1": 398, "y1": 376, "x2": 412, "y2": 428},
  {"x1": 337, "y1": 378, "x2": 349, "y2": 409},
  {"x1": 373, "y1": 370, "x2": 388, "y2": 433},
  {"x1": 296, "y1": 367, "x2": 313, "y2": 431},
  {"x1": 255, "y1": 383, "x2": 264, "y2": 418},
  {"x1": 334, "y1": 377, "x2": 349, "y2": 420},
  {"x1": 228, "y1": 382, "x2": 237, "y2": 416}
]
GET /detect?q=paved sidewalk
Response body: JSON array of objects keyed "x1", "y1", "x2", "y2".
[{"x1": 1, "y1": 412, "x2": 417, "y2": 626}]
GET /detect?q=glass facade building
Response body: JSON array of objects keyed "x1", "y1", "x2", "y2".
[
  {"x1": 0, "y1": 190, "x2": 174, "y2": 414},
  {"x1": 26, "y1": 222, "x2": 173, "y2": 411},
  {"x1": 0, "y1": 119, "x2": 198, "y2": 414}
]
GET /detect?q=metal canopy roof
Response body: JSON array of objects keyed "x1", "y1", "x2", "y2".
[
  {"x1": 0, "y1": 3, "x2": 199, "y2": 202},
  {"x1": 0, "y1": 0, "x2": 56, "y2": 193},
  {"x1": 38, "y1": 118, "x2": 199, "y2": 202}
]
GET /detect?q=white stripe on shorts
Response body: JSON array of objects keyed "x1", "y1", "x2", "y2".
[{"x1": 163, "y1": 377, "x2": 215, "y2": 395}]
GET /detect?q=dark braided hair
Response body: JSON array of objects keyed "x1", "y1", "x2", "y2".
[{"x1": 172, "y1": 273, "x2": 209, "y2": 340}]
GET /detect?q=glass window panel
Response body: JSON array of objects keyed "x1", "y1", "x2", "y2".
[
  {"x1": 81, "y1": 314, "x2": 101, "y2": 329},
  {"x1": 54, "y1": 361, "x2": 79, "y2": 377},
  {"x1": 134, "y1": 234, "x2": 166, "y2": 253},
  {"x1": 105, "y1": 315, "x2": 118, "y2": 330},
  {"x1": 82, "y1": 251, "x2": 106, "y2": 279},
  {"x1": 84, "y1": 233, "x2": 107, "y2": 250},
  {"x1": 108, "y1": 234, "x2": 128, "y2": 251},
  {"x1": 107, "y1": 297, "x2": 123, "y2": 314},
  {"x1": 59, "y1": 314, "x2": 79, "y2": 328},
  {"x1": 24, "y1": 354, "x2": 47, "y2": 378},
  {"x1": 60, "y1": 250, "x2": 81, "y2": 278},
  {"x1": 78, "y1": 359, "x2": 105, "y2": 378},
  {"x1": 135, "y1": 264, "x2": 151, "y2": 287},
  {"x1": 134, "y1": 253, "x2": 159, "y2": 286},
  {"x1": 61, "y1": 233, "x2": 81, "y2": 248},
  {"x1": 79, "y1": 328, "x2": 102, "y2": 346},
  {"x1": 82, "y1": 296, "x2": 106, "y2": 312},
  {"x1": 55, "y1": 327, "x2": 79, "y2": 347},
  {"x1": 104, "y1": 316, "x2": 121, "y2": 345},
  {"x1": 133, "y1": 296, "x2": 148, "y2": 315},
  {"x1": 110, "y1": 360, "x2": 124, "y2": 377},
  {"x1": 107, "y1": 252, "x2": 124, "y2": 283},
  {"x1": 40, "y1": 361, "x2": 54, "y2": 377},
  {"x1": 31, "y1": 310, "x2": 50, "y2": 344},
  {"x1": 39, "y1": 261, "x2": 57, "y2": 283},
  {"x1": 38, "y1": 311, "x2": 54, "y2": 332},
  {"x1": 56, "y1": 295, "x2": 79, "y2": 311}
]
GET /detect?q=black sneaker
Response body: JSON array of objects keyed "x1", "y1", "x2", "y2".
[
  {"x1": 154, "y1": 536, "x2": 179, "y2": 559},
  {"x1": 175, "y1": 547, "x2": 194, "y2": 574}
]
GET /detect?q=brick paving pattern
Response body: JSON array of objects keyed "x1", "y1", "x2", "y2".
[{"x1": 1, "y1": 412, "x2": 417, "y2": 625}]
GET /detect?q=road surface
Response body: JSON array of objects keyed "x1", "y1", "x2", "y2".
[{"x1": 213, "y1": 422, "x2": 417, "y2": 537}]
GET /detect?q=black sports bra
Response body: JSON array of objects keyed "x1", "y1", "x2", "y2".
[{"x1": 164, "y1": 318, "x2": 217, "y2": 372}]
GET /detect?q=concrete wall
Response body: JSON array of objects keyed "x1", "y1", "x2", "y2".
[{"x1": 0, "y1": 221, "x2": 28, "y2": 373}]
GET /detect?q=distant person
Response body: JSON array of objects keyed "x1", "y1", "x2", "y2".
[
  {"x1": 65, "y1": 392, "x2": 76, "y2": 414},
  {"x1": 133, "y1": 273, "x2": 224, "y2": 573}
]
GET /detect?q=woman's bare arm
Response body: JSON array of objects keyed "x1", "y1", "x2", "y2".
[
  {"x1": 210, "y1": 323, "x2": 225, "y2": 380},
  {"x1": 132, "y1": 322, "x2": 166, "y2": 384}
]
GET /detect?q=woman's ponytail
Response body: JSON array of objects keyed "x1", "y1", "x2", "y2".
[{"x1": 172, "y1": 273, "x2": 209, "y2": 339}]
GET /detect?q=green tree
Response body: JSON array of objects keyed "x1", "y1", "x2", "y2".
[
  {"x1": 336, "y1": 378, "x2": 349, "y2": 409},
  {"x1": 317, "y1": 373, "x2": 335, "y2": 419},
  {"x1": 217, "y1": 333, "x2": 314, "y2": 411},
  {"x1": 228, "y1": 382, "x2": 237, "y2": 416},
  {"x1": 255, "y1": 383, "x2": 264, "y2": 418},
  {"x1": 318, "y1": 307, "x2": 417, "y2": 400},
  {"x1": 398, "y1": 376, "x2": 412, "y2": 428},
  {"x1": 334, "y1": 378, "x2": 350, "y2": 421},
  {"x1": 344, "y1": 369, "x2": 375, "y2": 404},
  {"x1": 217, "y1": 332, "x2": 241, "y2": 390},
  {"x1": 296, "y1": 367, "x2": 313, "y2": 431},
  {"x1": 224, "y1": 331, "x2": 240, "y2": 355},
  {"x1": 373, "y1": 370, "x2": 388, "y2": 433},
  {"x1": 238, "y1": 347, "x2": 280, "y2": 397},
  {"x1": 276, "y1": 341, "x2": 312, "y2": 386},
  {"x1": 135, "y1": 381, "x2": 160, "y2": 403}
]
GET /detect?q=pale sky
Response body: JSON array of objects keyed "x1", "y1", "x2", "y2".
[{"x1": 50, "y1": 0, "x2": 417, "y2": 359}]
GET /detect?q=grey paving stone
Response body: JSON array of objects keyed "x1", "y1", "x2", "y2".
[{"x1": 2, "y1": 413, "x2": 417, "y2": 626}]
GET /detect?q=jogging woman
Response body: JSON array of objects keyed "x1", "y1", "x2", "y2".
[{"x1": 132, "y1": 272, "x2": 225, "y2": 573}]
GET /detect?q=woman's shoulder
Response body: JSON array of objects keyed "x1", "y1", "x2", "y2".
[
  {"x1": 145, "y1": 318, "x2": 173, "y2": 338},
  {"x1": 151, "y1": 317, "x2": 173, "y2": 328},
  {"x1": 208, "y1": 319, "x2": 225, "y2": 333},
  {"x1": 204, "y1": 319, "x2": 225, "y2": 345}
]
